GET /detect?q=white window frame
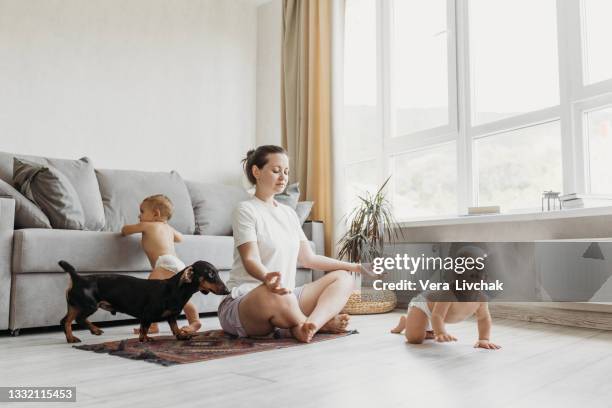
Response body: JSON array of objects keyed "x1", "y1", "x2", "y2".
[
  {"x1": 384, "y1": 0, "x2": 458, "y2": 146},
  {"x1": 342, "y1": 0, "x2": 612, "y2": 222},
  {"x1": 573, "y1": 0, "x2": 612, "y2": 94},
  {"x1": 564, "y1": 0, "x2": 612, "y2": 195},
  {"x1": 382, "y1": 0, "x2": 459, "y2": 213},
  {"x1": 574, "y1": 96, "x2": 612, "y2": 193},
  {"x1": 461, "y1": 0, "x2": 564, "y2": 212}
]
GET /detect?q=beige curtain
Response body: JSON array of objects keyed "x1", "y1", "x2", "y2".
[{"x1": 282, "y1": 0, "x2": 334, "y2": 256}]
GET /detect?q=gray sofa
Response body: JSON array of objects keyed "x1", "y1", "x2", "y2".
[{"x1": 0, "y1": 152, "x2": 324, "y2": 334}]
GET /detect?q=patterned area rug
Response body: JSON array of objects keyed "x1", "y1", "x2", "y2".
[{"x1": 74, "y1": 329, "x2": 358, "y2": 366}]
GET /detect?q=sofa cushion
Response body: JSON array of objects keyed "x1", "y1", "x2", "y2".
[
  {"x1": 275, "y1": 182, "x2": 300, "y2": 209},
  {"x1": 186, "y1": 181, "x2": 250, "y2": 235},
  {"x1": 96, "y1": 169, "x2": 196, "y2": 234},
  {"x1": 12, "y1": 229, "x2": 235, "y2": 274},
  {"x1": 0, "y1": 152, "x2": 105, "y2": 230},
  {"x1": 13, "y1": 158, "x2": 85, "y2": 230},
  {"x1": 295, "y1": 201, "x2": 313, "y2": 225},
  {"x1": 0, "y1": 179, "x2": 52, "y2": 229}
]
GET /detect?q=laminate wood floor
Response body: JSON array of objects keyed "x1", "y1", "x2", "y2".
[{"x1": 1, "y1": 311, "x2": 611, "y2": 408}]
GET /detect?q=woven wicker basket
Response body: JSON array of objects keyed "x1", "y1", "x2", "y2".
[{"x1": 341, "y1": 288, "x2": 397, "y2": 315}]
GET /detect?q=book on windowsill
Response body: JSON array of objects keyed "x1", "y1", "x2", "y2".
[
  {"x1": 560, "y1": 193, "x2": 612, "y2": 201},
  {"x1": 562, "y1": 198, "x2": 612, "y2": 209},
  {"x1": 466, "y1": 205, "x2": 501, "y2": 215},
  {"x1": 560, "y1": 193, "x2": 612, "y2": 209}
]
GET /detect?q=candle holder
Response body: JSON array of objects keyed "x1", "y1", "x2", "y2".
[{"x1": 542, "y1": 190, "x2": 562, "y2": 211}]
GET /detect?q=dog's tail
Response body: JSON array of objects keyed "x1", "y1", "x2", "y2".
[{"x1": 58, "y1": 260, "x2": 82, "y2": 282}]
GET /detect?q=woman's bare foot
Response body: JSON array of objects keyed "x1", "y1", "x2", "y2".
[
  {"x1": 179, "y1": 319, "x2": 202, "y2": 334},
  {"x1": 320, "y1": 314, "x2": 350, "y2": 333},
  {"x1": 133, "y1": 323, "x2": 159, "y2": 335},
  {"x1": 390, "y1": 315, "x2": 406, "y2": 334},
  {"x1": 291, "y1": 322, "x2": 317, "y2": 343},
  {"x1": 425, "y1": 330, "x2": 435, "y2": 339}
]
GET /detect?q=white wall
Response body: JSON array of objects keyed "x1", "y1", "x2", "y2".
[
  {"x1": 0, "y1": 0, "x2": 257, "y2": 185},
  {"x1": 255, "y1": 0, "x2": 282, "y2": 147}
]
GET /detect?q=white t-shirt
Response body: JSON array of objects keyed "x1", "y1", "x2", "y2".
[{"x1": 227, "y1": 196, "x2": 308, "y2": 298}]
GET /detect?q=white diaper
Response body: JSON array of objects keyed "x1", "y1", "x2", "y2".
[
  {"x1": 155, "y1": 254, "x2": 186, "y2": 273},
  {"x1": 408, "y1": 293, "x2": 432, "y2": 331}
]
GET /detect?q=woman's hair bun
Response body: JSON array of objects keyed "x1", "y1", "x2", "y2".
[{"x1": 242, "y1": 145, "x2": 287, "y2": 185}]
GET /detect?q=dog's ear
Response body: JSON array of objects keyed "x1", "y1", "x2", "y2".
[{"x1": 180, "y1": 266, "x2": 194, "y2": 284}]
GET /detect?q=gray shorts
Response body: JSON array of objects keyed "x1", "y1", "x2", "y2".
[{"x1": 218, "y1": 285, "x2": 305, "y2": 337}]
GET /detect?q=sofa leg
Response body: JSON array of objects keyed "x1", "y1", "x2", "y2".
[{"x1": 9, "y1": 329, "x2": 20, "y2": 337}]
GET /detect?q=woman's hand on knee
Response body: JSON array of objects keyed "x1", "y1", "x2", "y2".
[
  {"x1": 359, "y1": 263, "x2": 385, "y2": 278},
  {"x1": 264, "y1": 272, "x2": 291, "y2": 295}
]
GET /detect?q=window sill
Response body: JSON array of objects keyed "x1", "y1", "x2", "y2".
[{"x1": 397, "y1": 206, "x2": 612, "y2": 228}]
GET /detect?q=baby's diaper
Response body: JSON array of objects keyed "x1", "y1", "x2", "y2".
[{"x1": 155, "y1": 254, "x2": 186, "y2": 273}]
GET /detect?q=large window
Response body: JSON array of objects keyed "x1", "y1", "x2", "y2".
[
  {"x1": 585, "y1": 105, "x2": 612, "y2": 194},
  {"x1": 342, "y1": 0, "x2": 612, "y2": 220},
  {"x1": 343, "y1": 0, "x2": 380, "y2": 199},
  {"x1": 476, "y1": 122, "x2": 563, "y2": 209},
  {"x1": 581, "y1": 0, "x2": 612, "y2": 85},
  {"x1": 392, "y1": 0, "x2": 450, "y2": 135},
  {"x1": 468, "y1": 0, "x2": 559, "y2": 125},
  {"x1": 392, "y1": 142, "x2": 457, "y2": 218}
]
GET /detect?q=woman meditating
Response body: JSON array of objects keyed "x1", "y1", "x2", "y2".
[{"x1": 218, "y1": 145, "x2": 372, "y2": 343}]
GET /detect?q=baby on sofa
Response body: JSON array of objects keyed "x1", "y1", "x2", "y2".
[{"x1": 121, "y1": 194, "x2": 201, "y2": 335}]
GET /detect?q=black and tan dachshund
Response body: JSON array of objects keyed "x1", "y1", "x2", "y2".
[{"x1": 59, "y1": 260, "x2": 229, "y2": 343}]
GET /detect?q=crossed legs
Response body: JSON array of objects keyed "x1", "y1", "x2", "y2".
[
  {"x1": 298, "y1": 270, "x2": 353, "y2": 333},
  {"x1": 238, "y1": 270, "x2": 354, "y2": 343},
  {"x1": 238, "y1": 285, "x2": 315, "y2": 342}
]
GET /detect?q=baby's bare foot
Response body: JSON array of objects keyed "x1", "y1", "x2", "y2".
[
  {"x1": 133, "y1": 323, "x2": 159, "y2": 335},
  {"x1": 180, "y1": 320, "x2": 202, "y2": 334},
  {"x1": 291, "y1": 322, "x2": 317, "y2": 343},
  {"x1": 391, "y1": 315, "x2": 406, "y2": 334},
  {"x1": 321, "y1": 314, "x2": 350, "y2": 333}
]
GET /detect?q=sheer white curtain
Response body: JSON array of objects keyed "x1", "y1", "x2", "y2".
[{"x1": 331, "y1": 0, "x2": 347, "y2": 259}]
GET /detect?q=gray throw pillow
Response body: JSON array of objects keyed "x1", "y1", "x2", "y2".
[
  {"x1": 186, "y1": 181, "x2": 250, "y2": 235},
  {"x1": 0, "y1": 179, "x2": 52, "y2": 229},
  {"x1": 275, "y1": 182, "x2": 300, "y2": 209},
  {"x1": 0, "y1": 152, "x2": 105, "y2": 230},
  {"x1": 13, "y1": 158, "x2": 85, "y2": 230},
  {"x1": 96, "y1": 169, "x2": 195, "y2": 234},
  {"x1": 295, "y1": 201, "x2": 314, "y2": 225},
  {"x1": 47, "y1": 157, "x2": 105, "y2": 231}
]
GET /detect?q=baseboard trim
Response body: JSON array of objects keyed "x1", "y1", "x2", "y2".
[{"x1": 489, "y1": 304, "x2": 612, "y2": 331}]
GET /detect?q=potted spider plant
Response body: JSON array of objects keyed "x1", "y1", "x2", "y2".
[{"x1": 337, "y1": 176, "x2": 404, "y2": 314}]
